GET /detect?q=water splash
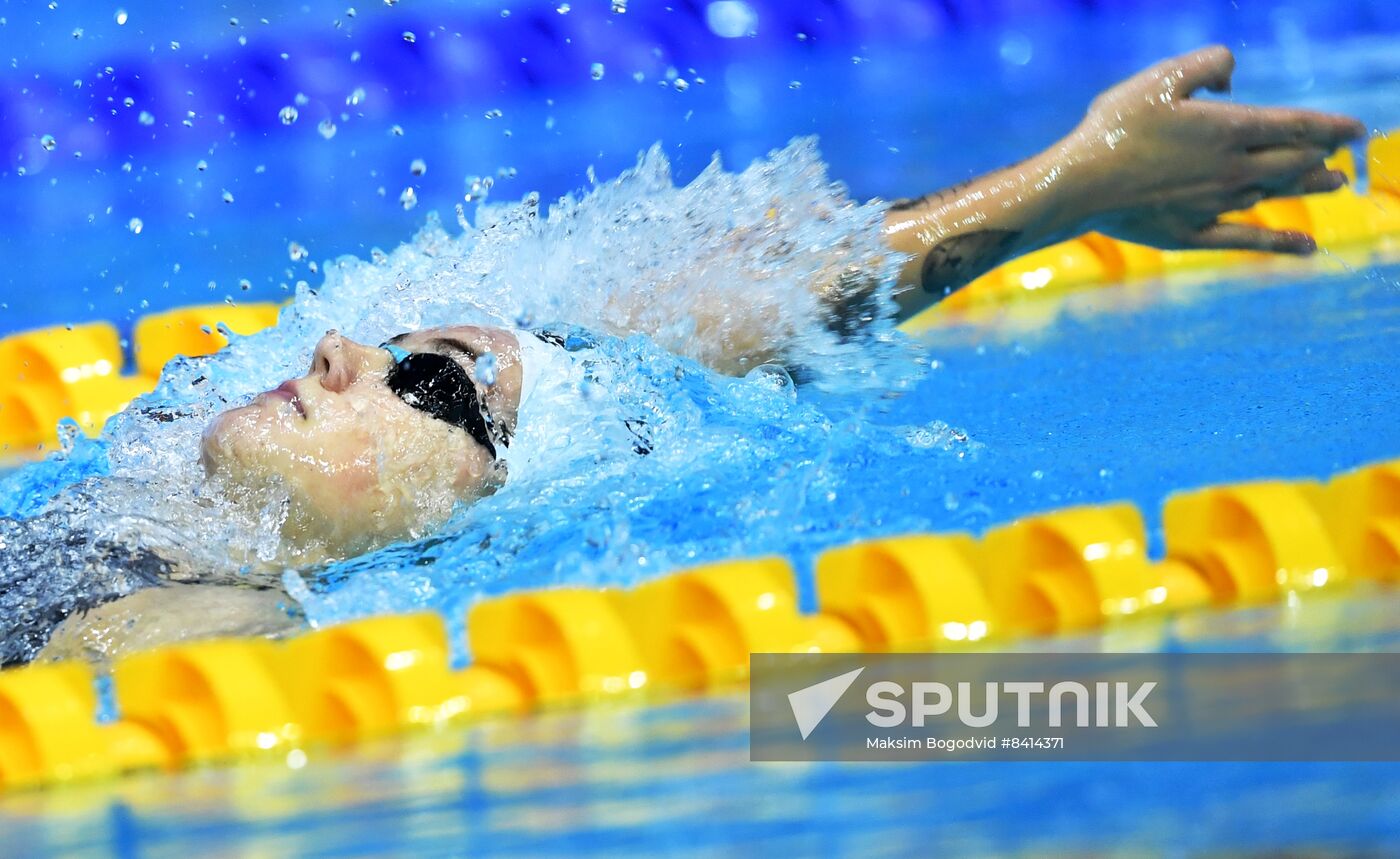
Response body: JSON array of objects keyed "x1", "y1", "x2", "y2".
[{"x1": 0, "y1": 138, "x2": 953, "y2": 664}]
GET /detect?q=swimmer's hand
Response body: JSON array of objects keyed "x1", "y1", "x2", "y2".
[
  {"x1": 883, "y1": 45, "x2": 1366, "y2": 320},
  {"x1": 1065, "y1": 45, "x2": 1365, "y2": 255}
]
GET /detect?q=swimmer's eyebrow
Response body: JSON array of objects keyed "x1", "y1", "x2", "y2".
[
  {"x1": 429, "y1": 336, "x2": 478, "y2": 360},
  {"x1": 385, "y1": 331, "x2": 477, "y2": 360}
]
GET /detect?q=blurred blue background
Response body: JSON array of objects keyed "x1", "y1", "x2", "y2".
[{"x1": 4, "y1": 0, "x2": 1400, "y2": 337}]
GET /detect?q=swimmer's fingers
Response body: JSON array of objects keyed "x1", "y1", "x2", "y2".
[
  {"x1": 1096, "y1": 46, "x2": 1233, "y2": 113},
  {"x1": 1185, "y1": 221, "x2": 1317, "y2": 255},
  {"x1": 1271, "y1": 164, "x2": 1349, "y2": 198},
  {"x1": 1143, "y1": 44, "x2": 1236, "y2": 96},
  {"x1": 1222, "y1": 165, "x2": 1347, "y2": 211},
  {"x1": 1241, "y1": 145, "x2": 1332, "y2": 185},
  {"x1": 1205, "y1": 103, "x2": 1368, "y2": 150}
]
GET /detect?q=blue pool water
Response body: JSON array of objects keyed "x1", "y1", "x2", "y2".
[{"x1": 3, "y1": 0, "x2": 1400, "y2": 855}]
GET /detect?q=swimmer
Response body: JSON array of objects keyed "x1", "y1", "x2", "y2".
[{"x1": 38, "y1": 46, "x2": 1366, "y2": 662}]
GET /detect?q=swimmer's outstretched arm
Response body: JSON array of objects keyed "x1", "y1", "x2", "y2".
[{"x1": 883, "y1": 45, "x2": 1366, "y2": 320}]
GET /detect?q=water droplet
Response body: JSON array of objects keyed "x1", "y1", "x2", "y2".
[
  {"x1": 71, "y1": 27, "x2": 83, "y2": 39},
  {"x1": 611, "y1": 0, "x2": 626, "y2": 12},
  {"x1": 288, "y1": 241, "x2": 307, "y2": 261},
  {"x1": 317, "y1": 118, "x2": 337, "y2": 139},
  {"x1": 221, "y1": 190, "x2": 234, "y2": 203},
  {"x1": 127, "y1": 217, "x2": 143, "y2": 234},
  {"x1": 345, "y1": 6, "x2": 356, "y2": 17},
  {"x1": 115, "y1": 8, "x2": 127, "y2": 24},
  {"x1": 121, "y1": 161, "x2": 132, "y2": 172},
  {"x1": 228, "y1": 16, "x2": 239, "y2": 26},
  {"x1": 123, "y1": 96, "x2": 134, "y2": 108},
  {"x1": 39, "y1": 134, "x2": 56, "y2": 151},
  {"x1": 350, "y1": 50, "x2": 361, "y2": 62},
  {"x1": 590, "y1": 62, "x2": 605, "y2": 80},
  {"x1": 383, "y1": 0, "x2": 396, "y2": 5},
  {"x1": 556, "y1": 2, "x2": 570, "y2": 12},
  {"x1": 476, "y1": 352, "x2": 499, "y2": 386},
  {"x1": 672, "y1": 78, "x2": 689, "y2": 92},
  {"x1": 788, "y1": 80, "x2": 802, "y2": 90},
  {"x1": 409, "y1": 158, "x2": 426, "y2": 176},
  {"x1": 196, "y1": 159, "x2": 207, "y2": 172},
  {"x1": 632, "y1": 71, "x2": 644, "y2": 83},
  {"x1": 170, "y1": 40, "x2": 180, "y2": 50},
  {"x1": 294, "y1": 92, "x2": 309, "y2": 106},
  {"x1": 484, "y1": 108, "x2": 503, "y2": 119},
  {"x1": 138, "y1": 110, "x2": 155, "y2": 126},
  {"x1": 501, "y1": 9, "x2": 511, "y2": 17},
  {"x1": 389, "y1": 124, "x2": 404, "y2": 136},
  {"x1": 346, "y1": 86, "x2": 366, "y2": 106},
  {"x1": 402, "y1": 30, "x2": 415, "y2": 43},
  {"x1": 278, "y1": 105, "x2": 299, "y2": 125},
  {"x1": 796, "y1": 32, "x2": 807, "y2": 41},
  {"x1": 399, "y1": 186, "x2": 417, "y2": 210}
]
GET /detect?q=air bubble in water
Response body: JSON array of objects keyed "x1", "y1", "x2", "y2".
[
  {"x1": 127, "y1": 217, "x2": 143, "y2": 234},
  {"x1": 318, "y1": 118, "x2": 337, "y2": 139},
  {"x1": 279, "y1": 105, "x2": 299, "y2": 125},
  {"x1": 115, "y1": 8, "x2": 128, "y2": 24},
  {"x1": 399, "y1": 187, "x2": 417, "y2": 210},
  {"x1": 590, "y1": 62, "x2": 605, "y2": 80},
  {"x1": 476, "y1": 352, "x2": 498, "y2": 386},
  {"x1": 409, "y1": 158, "x2": 426, "y2": 176},
  {"x1": 40, "y1": 134, "x2": 56, "y2": 151}
]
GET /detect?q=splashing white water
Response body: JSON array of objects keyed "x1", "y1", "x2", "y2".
[{"x1": 0, "y1": 138, "x2": 929, "y2": 664}]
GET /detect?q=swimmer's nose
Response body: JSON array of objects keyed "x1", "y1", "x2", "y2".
[{"x1": 310, "y1": 330, "x2": 378, "y2": 393}]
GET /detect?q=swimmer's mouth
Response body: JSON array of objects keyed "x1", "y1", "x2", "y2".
[{"x1": 258, "y1": 380, "x2": 307, "y2": 418}]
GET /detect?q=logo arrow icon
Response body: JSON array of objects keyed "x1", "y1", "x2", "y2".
[{"x1": 788, "y1": 667, "x2": 865, "y2": 740}]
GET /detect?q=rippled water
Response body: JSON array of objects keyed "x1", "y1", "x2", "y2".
[{"x1": 0, "y1": 137, "x2": 938, "y2": 663}]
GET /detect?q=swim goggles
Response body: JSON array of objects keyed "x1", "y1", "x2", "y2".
[{"x1": 381, "y1": 343, "x2": 504, "y2": 459}]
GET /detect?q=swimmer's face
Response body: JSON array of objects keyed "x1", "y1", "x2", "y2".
[{"x1": 200, "y1": 325, "x2": 525, "y2": 559}]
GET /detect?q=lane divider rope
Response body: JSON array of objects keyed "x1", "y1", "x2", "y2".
[{"x1": 0, "y1": 457, "x2": 1395, "y2": 792}]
